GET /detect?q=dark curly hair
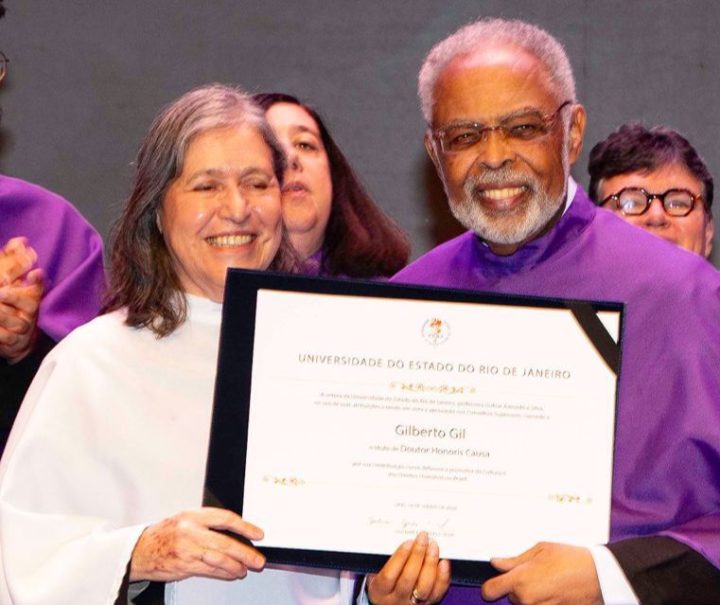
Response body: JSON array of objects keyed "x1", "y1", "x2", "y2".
[
  {"x1": 253, "y1": 92, "x2": 410, "y2": 278},
  {"x1": 588, "y1": 123, "x2": 713, "y2": 216}
]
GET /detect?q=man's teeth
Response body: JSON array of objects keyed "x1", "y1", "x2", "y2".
[
  {"x1": 206, "y1": 235, "x2": 253, "y2": 247},
  {"x1": 482, "y1": 187, "x2": 525, "y2": 200}
]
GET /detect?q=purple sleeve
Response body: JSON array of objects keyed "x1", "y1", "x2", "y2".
[
  {"x1": 0, "y1": 176, "x2": 106, "y2": 341},
  {"x1": 34, "y1": 209, "x2": 105, "y2": 341}
]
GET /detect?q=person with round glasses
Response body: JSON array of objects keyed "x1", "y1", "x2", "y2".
[{"x1": 588, "y1": 123, "x2": 714, "y2": 258}]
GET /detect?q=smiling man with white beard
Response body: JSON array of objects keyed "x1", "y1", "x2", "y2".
[{"x1": 393, "y1": 17, "x2": 720, "y2": 605}]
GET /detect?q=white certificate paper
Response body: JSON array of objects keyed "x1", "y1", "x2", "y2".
[{"x1": 239, "y1": 287, "x2": 620, "y2": 562}]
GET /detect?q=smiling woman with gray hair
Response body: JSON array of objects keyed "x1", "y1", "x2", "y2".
[
  {"x1": 0, "y1": 83, "x2": 296, "y2": 605},
  {"x1": 0, "y1": 83, "x2": 449, "y2": 605}
]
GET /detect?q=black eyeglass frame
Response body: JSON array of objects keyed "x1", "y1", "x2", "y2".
[
  {"x1": 0, "y1": 51, "x2": 8, "y2": 84},
  {"x1": 431, "y1": 100, "x2": 573, "y2": 154},
  {"x1": 600, "y1": 187, "x2": 703, "y2": 218}
]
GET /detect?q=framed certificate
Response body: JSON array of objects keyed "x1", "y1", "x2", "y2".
[{"x1": 204, "y1": 270, "x2": 623, "y2": 585}]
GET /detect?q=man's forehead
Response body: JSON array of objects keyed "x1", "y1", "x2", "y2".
[
  {"x1": 432, "y1": 44, "x2": 558, "y2": 124},
  {"x1": 449, "y1": 44, "x2": 539, "y2": 73}
]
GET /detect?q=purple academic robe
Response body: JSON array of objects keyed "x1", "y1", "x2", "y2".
[
  {"x1": 393, "y1": 187, "x2": 720, "y2": 604},
  {"x1": 0, "y1": 175, "x2": 105, "y2": 341},
  {"x1": 300, "y1": 250, "x2": 331, "y2": 277},
  {"x1": 301, "y1": 250, "x2": 389, "y2": 281}
]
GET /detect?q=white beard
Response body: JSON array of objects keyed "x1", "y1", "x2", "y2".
[
  {"x1": 449, "y1": 180, "x2": 563, "y2": 245},
  {"x1": 447, "y1": 143, "x2": 571, "y2": 246}
]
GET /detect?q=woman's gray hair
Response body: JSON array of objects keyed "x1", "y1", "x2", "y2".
[
  {"x1": 104, "y1": 83, "x2": 296, "y2": 337},
  {"x1": 418, "y1": 18, "x2": 577, "y2": 124},
  {"x1": 138, "y1": 83, "x2": 286, "y2": 198}
]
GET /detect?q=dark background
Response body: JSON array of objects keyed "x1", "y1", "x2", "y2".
[{"x1": 1, "y1": 1, "x2": 718, "y2": 266}]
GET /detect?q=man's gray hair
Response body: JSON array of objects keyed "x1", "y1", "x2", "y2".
[{"x1": 418, "y1": 18, "x2": 577, "y2": 124}]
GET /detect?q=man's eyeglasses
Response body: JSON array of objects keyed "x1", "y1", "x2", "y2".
[
  {"x1": 432, "y1": 100, "x2": 573, "y2": 154},
  {"x1": 601, "y1": 187, "x2": 702, "y2": 217},
  {"x1": 0, "y1": 51, "x2": 8, "y2": 84}
]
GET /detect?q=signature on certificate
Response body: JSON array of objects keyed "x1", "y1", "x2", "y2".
[
  {"x1": 401, "y1": 517, "x2": 451, "y2": 532},
  {"x1": 368, "y1": 516, "x2": 453, "y2": 537}
]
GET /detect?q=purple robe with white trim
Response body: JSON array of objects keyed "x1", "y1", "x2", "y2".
[
  {"x1": 392, "y1": 187, "x2": 720, "y2": 604},
  {"x1": 0, "y1": 175, "x2": 105, "y2": 341}
]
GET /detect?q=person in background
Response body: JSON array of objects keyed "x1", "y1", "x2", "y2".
[
  {"x1": 394, "y1": 17, "x2": 720, "y2": 605},
  {"x1": 253, "y1": 92, "x2": 410, "y2": 278},
  {"x1": 0, "y1": 84, "x2": 450, "y2": 605},
  {"x1": 588, "y1": 123, "x2": 714, "y2": 258},
  {"x1": 0, "y1": 1, "x2": 105, "y2": 450}
]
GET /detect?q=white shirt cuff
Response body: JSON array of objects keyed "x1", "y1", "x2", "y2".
[
  {"x1": 590, "y1": 545, "x2": 640, "y2": 605},
  {"x1": 355, "y1": 575, "x2": 371, "y2": 605}
]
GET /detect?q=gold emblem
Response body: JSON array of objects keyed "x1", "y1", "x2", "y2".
[
  {"x1": 262, "y1": 475, "x2": 306, "y2": 487},
  {"x1": 390, "y1": 382, "x2": 476, "y2": 395},
  {"x1": 422, "y1": 317, "x2": 450, "y2": 346}
]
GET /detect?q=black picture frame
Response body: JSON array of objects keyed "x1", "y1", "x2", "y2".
[{"x1": 204, "y1": 269, "x2": 624, "y2": 586}]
